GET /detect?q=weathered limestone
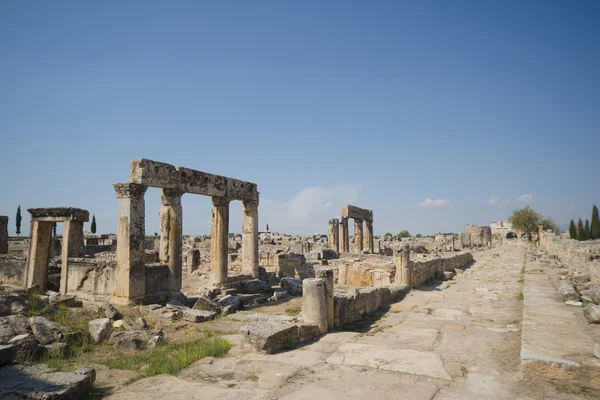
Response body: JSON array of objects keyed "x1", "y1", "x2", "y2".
[
  {"x1": 0, "y1": 216, "x2": 8, "y2": 254},
  {"x1": 59, "y1": 220, "x2": 85, "y2": 294},
  {"x1": 24, "y1": 208, "x2": 89, "y2": 292},
  {"x1": 159, "y1": 189, "x2": 184, "y2": 292},
  {"x1": 364, "y1": 220, "x2": 374, "y2": 253},
  {"x1": 328, "y1": 218, "x2": 339, "y2": 253},
  {"x1": 112, "y1": 184, "x2": 147, "y2": 303},
  {"x1": 242, "y1": 201, "x2": 259, "y2": 279},
  {"x1": 339, "y1": 217, "x2": 349, "y2": 253},
  {"x1": 464, "y1": 224, "x2": 492, "y2": 247},
  {"x1": 316, "y1": 267, "x2": 334, "y2": 330},
  {"x1": 129, "y1": 158, "x2": 258, "y2": 202},
  {"x1": 394, "y1": 244, "x2": 411, "y2": 286},
  {"x1": 340, "y1": 205, "x2": 374, "y2": 254},
  {"x1": 211, "y1": 197, "x2": 230, "y2": 286},
  {"x1": 354, "y1": 219, "x2": 364, "y2": 254},
  {"x1": 302, "y1": 278, "x2": 328, "y2": 334}
]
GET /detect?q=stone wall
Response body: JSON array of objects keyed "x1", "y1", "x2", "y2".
[
  {"x1": 542, "y1": 234, "x2": 600, "y2": 285},
  {"x1": 332, "y1": 252, "x2": 473, "y2": 289},
  {"x1": 333, "y1": 284, "x2": 409, "y2": 327},
  {"x1": 409, "y1": 252, "x2": 473, "y2": 287},
  {"x1": 0, "y1": 254, "x2": 26, "y2": 285}
]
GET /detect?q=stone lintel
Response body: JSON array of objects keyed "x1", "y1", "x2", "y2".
[
  {"x1": 129, "y1": 158, "x2": 259, "y2": 202},
  {"x1": 341, "y1": 205, "x2": 373, "y2": 222},
  {"x1": 27, "y1": 208, "x2": 89, "y2": 222}
]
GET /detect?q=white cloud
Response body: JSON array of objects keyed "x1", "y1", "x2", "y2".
[
  {"x1": 261, "y1": 183, "x2": 361, "y2": 234},
  {"x1": 488, "y1": 195, "x2": 511, "y2": 206},
  {"x1": 516, "y1": 194, "x2": 534, "y2": 202},
  {"x1": 418, "y1": 198, "x2": 448, "y2": 208}
]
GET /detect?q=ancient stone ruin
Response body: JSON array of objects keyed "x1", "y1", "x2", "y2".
[
  {"x1": 24, "y1": 208, "x2": 88, "y2": 294},
  {"x1": 328, "y1": 204, "x2": 374, "y2": 254},
  {"x1": 111, "y1": 158, "x2": 259, "y2": 304},
  {"x1": 0, "y1": 216, "x2": 8, "y2": 255}
]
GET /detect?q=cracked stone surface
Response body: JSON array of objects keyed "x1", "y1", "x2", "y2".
[{"x1": 107, "y1": 244, "x2": 599, "y2": 399}]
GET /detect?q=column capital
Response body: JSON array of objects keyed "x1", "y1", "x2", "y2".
[
  {"x1": 160, "y1": 188, "x2": 184, "y2": 205},
  {"x1": 212, "y1": 196, "x2": 231, "y2": 207},
  {"x1": 114, "y1": 183, "x2": 147, "y2": 199},
  {"x1": 242, "y1": 200, "x2": 259, "y2": 212}
]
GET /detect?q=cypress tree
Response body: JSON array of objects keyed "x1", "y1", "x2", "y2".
[
  {"x1": 568, "y1": 219, "x2": 576, "y2": 239},
  {"x1": 51, "y1": 222, "x2": 57, "y2": 237},
  {"x1": 576, "y1": 218, "x2": 585, "y2": 241},
  {"x1": 91, "y1": 215, "x2": 97, "y2": 234},
  {"x1": 584, "y1": 219, "x2": 590, "y2": 240},
  {"x1": 591, "y1": 205, "x2": 600, "y2": 240},
  {"x1": 16, "y1": 206, "x2": 22, "y2": 236}
]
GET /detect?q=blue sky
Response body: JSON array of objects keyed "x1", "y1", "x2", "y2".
[{"x1": 1, "y1": 1, "x2": 599, "y2": 236}]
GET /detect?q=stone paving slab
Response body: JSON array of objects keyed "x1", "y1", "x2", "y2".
[
  {"x1": 521, "y1": 266, "x2": 600, "y2": 389},
  {"x1": 326, "y1": 342, "x2": 452, "y2": 380}
]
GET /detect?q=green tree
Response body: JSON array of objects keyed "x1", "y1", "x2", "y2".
[
  {"x1": 510, "y1": 206, "x2": 542, "y2": 238},
  {"x1": 91, "y1": 214, "x2": 97, "y2": 234},
  {"x1": 16, "y1": 206, "x2": 22, "y2": 236},
  {"x1": 591, "y1": 205, "x2": 600, "y2": 240},
  {"x1": 568, "y1": 219, "x2": 577, "y2": 239},
  {"x1": 51, "y1": 222, "x2": 57, "y2": 237},
  {"x1": 415, "y1": 233, "x2": 423, "y2": 238},
  {"x1": 266, "y1": 223, "x2": 269, "y2": 232},
  {"x1": 397, "y1": 230, "x2": 411, "y2": 239},
  {"x1": 383, "y1": 232, "x2": 393, "y2": 240},
  {"x1": 576, "y1": 218, "x2": 585, "y2": 241},
  {"x1": 541, "y1": 216, "x2": 559, "y2": 234},
  {"x1": 584, "y1": 219, "x2": 590, "y2": 240}
]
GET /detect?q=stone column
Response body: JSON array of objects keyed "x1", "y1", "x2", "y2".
[
  {"x1": 211, "y1": 197, "x2": 230, "y2": 286},
  {"x1": 160, "y1": 189, "x2": 184, "y2": 292},
  {"x1": 242, "y1": 200, "x2": 259, "y2": 279},
  {"x1": 302, "y1": 278, "x2": 328, "y2": 334},
  {"x1": 537, "y1": 225, "x2": 544, "y2": 248},
  {"x1": 316, "y1": 267, "x2": 334, "y2": 330},
  {"x1": 0, "y1": 216, "x2": 8, "y2": 254},
  {"x1": 112, "y1": 183, "x2": 147, "y2": 303},
  {"x1": 339, "y1": 217, "x2": 349, "y2": 253},
  {"x1": 328, "y1": 218, "x2": 339, "y2": 253},
  {"x1": 59, "y1": 220, "x2": 84, "y2": 295},
  {"x1": 394, "y1": 244, "x2": 411, "y2": 286},
  {"x1": 354, "y1": 218, "x2": 364, "y2": 254},
  {"x1": 364, "y1": 220, "x2": 374, "y2": 253},
  {"x1": 25, "y1": 220, "x2": 52, "y2": 289}
]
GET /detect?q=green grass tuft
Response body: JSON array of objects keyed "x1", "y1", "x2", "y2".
[
  {"x1": 517, "y1": 292, "x2": 524, "y2": 301},
  {"x1": 104, "y1": 336, "x2": 231, "y2": 381}
]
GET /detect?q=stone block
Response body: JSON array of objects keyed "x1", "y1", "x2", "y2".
[
  {"x1": 89, "y1": 318, "x2": 112, "y2": 343},
  {"x1": 0, "y1": 344, "x2": 16, "y2": 366},
  {"x1": 280, "y1": 277, "x2": 303, "y2": 296},
  {"x1": 240, "y1": 320, "x2": 298, "y2": 354},
  {"x1": 29, "y1": 316, "x2": 63, "y2": 345},
  {"x1": 182, "y1": 309, "x2": 217, "y2": 323}
]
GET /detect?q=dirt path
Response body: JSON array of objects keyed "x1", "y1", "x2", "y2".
[{"x1": 106, "y1": 245, "x2": 594, "y2": 399}]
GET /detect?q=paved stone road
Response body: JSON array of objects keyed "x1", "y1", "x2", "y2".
[{"x1": 108, "y1": 245, "x2": 593, "y2": 399}]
